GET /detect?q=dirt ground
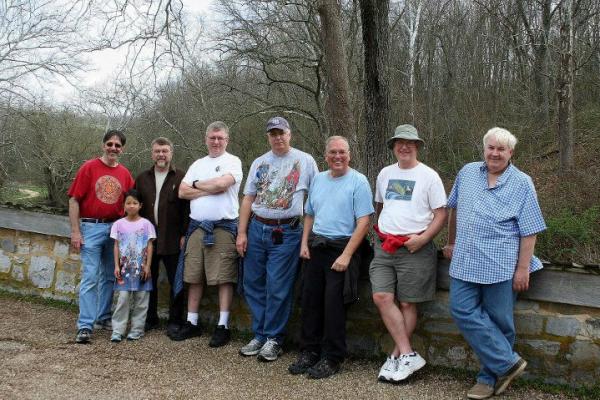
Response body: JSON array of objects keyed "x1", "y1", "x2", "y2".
[{"x1": 0, "y1": 295, "x2": 574, "y2": 400}]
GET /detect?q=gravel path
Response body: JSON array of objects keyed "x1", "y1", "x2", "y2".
[{"x1": 0, "y1": 296, "x2": 572, "y2": 400}]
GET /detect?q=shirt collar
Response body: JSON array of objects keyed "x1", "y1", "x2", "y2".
[
  {"x1": 480, "y1": 162, "x2": 514, "y2": 188},
  {"x1": 150, "y1": 163, "x2": 176, "y2": 175}
]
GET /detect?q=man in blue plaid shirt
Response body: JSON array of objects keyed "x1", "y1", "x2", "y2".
[{"x1": 443, "y1": 127, "x2": 546, "y2": 400}]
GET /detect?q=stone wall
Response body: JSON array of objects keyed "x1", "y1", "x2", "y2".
[{"x1": 1, "y1": 207, "x2": 599, "y2": 387}]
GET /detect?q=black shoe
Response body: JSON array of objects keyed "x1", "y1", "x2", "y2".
[
  {"x1": 166, "y1": 321, "x2": 182, "y2": 338},
  {"x1": 209, "y1": 325, "x2": 231, "y2": 348},
  {"x1": 307, "y1": 358, "x2": 341, "y2": 379},
  {"x1": 288, "y1": 351, "x2": 320, "y2": 375},
  {"x1": 144, "y1": 319, "x2": 160, "y2": 332},
  {"x1": 170, "y1": 321, "x2": 202, "y2": 341},
  {"x1": 75, "y1": 328, "x2": 92, "y2": 344}
]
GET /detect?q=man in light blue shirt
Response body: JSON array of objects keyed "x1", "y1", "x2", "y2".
[
  {"x1": 288, "y1": 136, "x2": 373, "y2": 379},
  {"x1": 443, "y1": 127, "x2": 546, "y2": 400}
]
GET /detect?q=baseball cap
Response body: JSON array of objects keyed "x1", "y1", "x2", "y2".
[{"x1": 266, "y1": 116, "x2": 290, "y2": 132}]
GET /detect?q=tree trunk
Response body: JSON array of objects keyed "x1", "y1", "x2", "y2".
[
  {"x1": 359, "y1": 0, "x2": 390, "y2": 187},
  {"x1": 534, "y1": 0, "x2": 552, "y2": 126},
  {"x1": 317, "y1": 0, "x2": 357, "y2": 161},
  {"x1": 406, "y1": 0, "x2": 423, "y2": 123},
  {"x1": 557, "y1": 0, "x2": 574, "y2": 172}
]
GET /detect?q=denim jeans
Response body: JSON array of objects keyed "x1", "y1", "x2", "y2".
[
  {"x1": 242, "y1": 218, "x2": 302, "y2": 343},
  {"x1": 77, "y1": 222, "x2": 115, "y2": 330},
  {"x1": 450, "y1": 277, "x2": 520, "y2": 386}
]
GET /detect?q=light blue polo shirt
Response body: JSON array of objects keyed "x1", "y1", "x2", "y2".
[{"x1": 305, "y1": 168, "x2": 374, "y2": 239}]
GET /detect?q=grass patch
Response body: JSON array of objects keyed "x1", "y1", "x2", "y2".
[
  {"x1": 0, "y1": 181, "x2": 47, "y2": 204},
  {"x1": 537, "y1": 206, "x2": 600, "y2": 263},
  {"x1": 513, "y1": 375, "x2": 600, "y2": 399},
  {"x1": 0, "y1": 288, "x2": 77, "y2": 311}
]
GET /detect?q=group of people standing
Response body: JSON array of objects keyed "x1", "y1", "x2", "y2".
[{"x1": 68, "y1": 117, "x2": 545, "y2": 400}]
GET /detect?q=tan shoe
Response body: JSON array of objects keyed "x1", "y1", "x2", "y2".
[
  {"x1": 466, "y1": 382, "x2": 494, "y2": 399},
  {"x1": 494, "y1": 358, "x2": 527, "y2": 395}
]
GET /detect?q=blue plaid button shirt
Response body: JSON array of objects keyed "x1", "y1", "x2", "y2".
[{"x1": 447, "y1": 162, "x2": 546, "y2": 284}]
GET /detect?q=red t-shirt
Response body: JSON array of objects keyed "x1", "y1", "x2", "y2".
[{"x1": 67, "y1": 158, "x2": 134, "y2": 220}]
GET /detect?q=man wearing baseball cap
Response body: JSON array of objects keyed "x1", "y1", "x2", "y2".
[
  {"x1": 236, "y1": 116, "x2": 318, "y2": 362},
  {"x1": 369, "y1": 124, "x2": 447, "y2": 382}
]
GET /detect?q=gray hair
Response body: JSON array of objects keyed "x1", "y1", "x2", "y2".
[
  {"x1": 151, "y1": 137, "x2": 174, "y2": 151},
  {"x1": 325, "y1": 135, "x2": 350, "y2": 152},
  {"x1": 206, "y1": 121, "x2": 229, "y2": 137},
  {"x1": 483, "y1": 127, "x2": 518, "y2": 150}
]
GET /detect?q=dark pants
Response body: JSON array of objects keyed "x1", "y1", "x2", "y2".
[
  {"x1": 300, "y1": 244, "x2": 347, "y2": 364},
  {"x1": 146, "y1": 252, "x2": 185, "y2": 325}
]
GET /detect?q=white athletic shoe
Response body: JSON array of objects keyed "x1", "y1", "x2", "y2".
[
  {"x1": 390, "y1": 352, "x2": 426, "y2": 382},
  {"x1": 378, "y1": 356, "x2": 399, "y2": 382}
]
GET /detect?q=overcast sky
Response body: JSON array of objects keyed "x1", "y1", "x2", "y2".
[{"x1": 50, "y1": 0, "x2": 215, "y2": 103}]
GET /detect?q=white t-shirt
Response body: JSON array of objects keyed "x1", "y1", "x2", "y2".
[
  {"x1": 154, "y1": 169, "x2": 168, "y2": 225},
  {"x1": 244, "y1": 148, "x2": 318, "y2": 219},
  {"x1": 375, "y1": 162, "x2": 447, "y2": 235},
  {"x1": 183, "y1": 152, "x2": 243, "y2": 221}
]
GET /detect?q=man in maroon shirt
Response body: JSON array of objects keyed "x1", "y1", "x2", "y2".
[{"x1": 68, "y1": 130, "x2": 134, "y2": 344}]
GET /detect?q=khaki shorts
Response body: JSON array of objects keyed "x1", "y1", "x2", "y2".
[
  {"x1": 183, "y1": 228, "x2": 238, "y2": 286},
  {"x1": 369, "y1": 241, "x2": 437, "y2": 302}
]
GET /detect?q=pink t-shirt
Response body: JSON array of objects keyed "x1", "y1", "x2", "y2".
[{"x1": 110, "y1": 217, "x2": 156, "y2": 291}]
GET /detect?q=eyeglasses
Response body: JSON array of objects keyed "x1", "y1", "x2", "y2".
[
  {"x1": 207, "y1": 136, "x2": 228, "y2": 141},
  {"x1": 394, "y1": 140, "x2": 417, "y2": 148},
  {"x1": 267, "y1": 131, "x2": 287, "y2": 138},
  {"x1": 105, "y1": 142, "x2": 122, "y2": 148}
]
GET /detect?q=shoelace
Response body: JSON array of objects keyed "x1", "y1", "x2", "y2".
[
  {"x1": 262, "y1": 339, "x2": 278, "y2": 352},
  {"x1": 384, "y1": 358, "x2": 399, "y2": 371}
]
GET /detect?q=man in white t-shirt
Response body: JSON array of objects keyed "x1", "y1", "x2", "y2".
[
  {"x1": 173, "y1": 121, "x2": 243, "y2": 348},
  {"x1": 369, "y1": 124, "x2": 447, "y2": 382}
]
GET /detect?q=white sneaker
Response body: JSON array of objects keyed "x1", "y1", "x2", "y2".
[
  {"x1": 403, "y1": 352, "x2": 426, "y2": 373},
  {"x1": 378, "y1": 356, "x2": 399, "y2": 382},
  {"x1": 390, "y1": 352, "x2": 426, "y2": 382},
  {"x1": 257, "y1": 338, "x2": 282, "y2": 362},
  {"x1": 239, "y1": 338, "x2": 264, "y2": 357}
]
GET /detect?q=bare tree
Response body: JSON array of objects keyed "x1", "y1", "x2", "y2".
[
  {"x1": 0, "y1": 0, "x2": 91, "y2": 103},
  {"x1": 359, "y1": 0, "x2": 391, "y2": 186},
  {"x1": 214, "y1": 0, "x2": 326, "y2": 135},
  {"x1": 557, "y1": 0, "x2": 574, "y2": 171},
  {"x1": 400, "y1": 0, "x2": 425, "y2": 122},
  {"x1": 316, "y1": 0, "x2": 356, "y2": 156}
]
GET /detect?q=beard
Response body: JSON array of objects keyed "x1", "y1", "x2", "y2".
[{"x1": 155, "y1": 159, "x2": 168, "y2": 168}]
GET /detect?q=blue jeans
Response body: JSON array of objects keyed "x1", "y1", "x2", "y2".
[
  {"x1": 243, "y1": 218, "x2": 302, "y2": 343},
  {"x1": 450, "y1": 278, "x2": 520, "y2": 386},
  {"x1": 77, "y1": 222, "x2": 115, "y2": 330}
]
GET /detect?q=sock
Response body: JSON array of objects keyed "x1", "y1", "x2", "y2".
[
  {"x1": 187, "y1": 312, "x2": 198, "y2": 326},
  {"x1": 218, "y1": 311, "x2": 230, "y2": 328}
]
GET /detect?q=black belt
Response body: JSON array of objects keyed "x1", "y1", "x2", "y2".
[
  {"x1": 81, "y1": 218, "x2": 117, "y2": 223},
  {"x1": 253, "y1": 215, "x2": 298, "y2": 226}
]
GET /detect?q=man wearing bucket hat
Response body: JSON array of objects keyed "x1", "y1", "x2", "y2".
[
  {"x1": 236, "y1": 116, "x2": 318, "y2": 362},
  {"x1": 369, "y1": 124, "x2": 447, "y2": 382}
]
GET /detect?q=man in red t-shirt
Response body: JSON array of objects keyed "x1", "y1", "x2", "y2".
[{"x1": 68, "y1": 130, "x2": 134, "y2": 344}]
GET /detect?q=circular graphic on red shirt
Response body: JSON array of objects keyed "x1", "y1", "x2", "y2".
[{"x1": 95, "y1": 175, "x2": 122, "y2": 204}]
